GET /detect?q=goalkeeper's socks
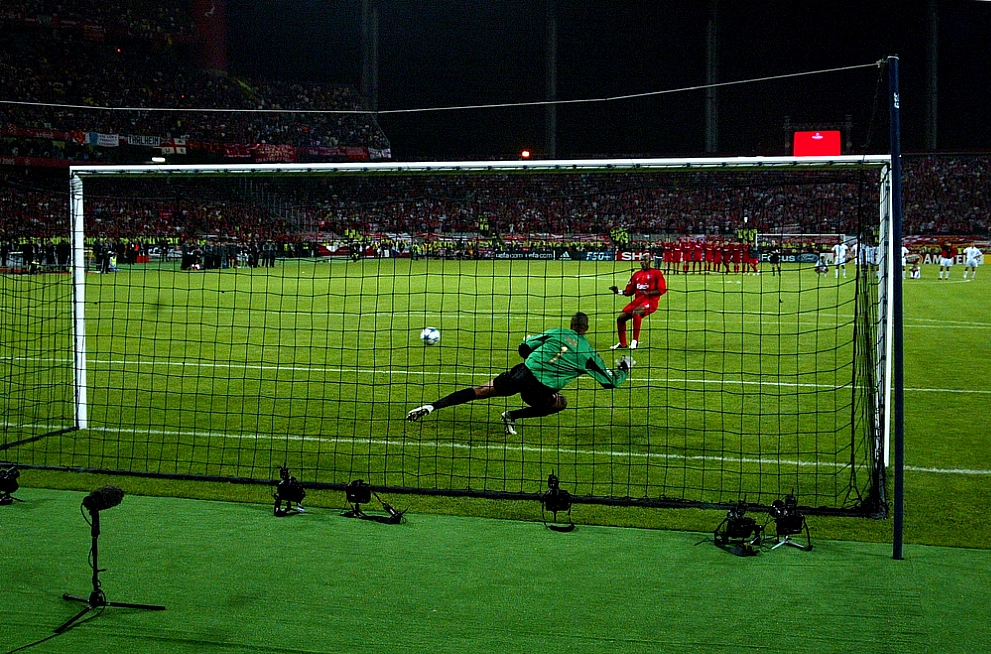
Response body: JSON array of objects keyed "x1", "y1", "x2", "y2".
[
  {"x1": 433, "y1": 388, "x2": 477, "y2": 410},
  {"x1": 511, "y1": 406, "x2": 561, "y2": 420}
]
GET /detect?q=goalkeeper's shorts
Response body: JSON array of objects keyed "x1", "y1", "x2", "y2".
[{"x1": 493, "y1": 363, "x2": 559, "y2": 407}]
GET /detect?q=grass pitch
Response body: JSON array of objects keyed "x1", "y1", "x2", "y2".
[{"x1": 5, "y1": 258, "x2": 898, "y2": 515}]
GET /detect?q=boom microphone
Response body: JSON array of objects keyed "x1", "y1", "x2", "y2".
[{"x1": 82, "y1": 485, "x2": 125, "y2": 512}]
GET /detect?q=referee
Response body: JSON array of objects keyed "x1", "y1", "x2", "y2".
[{"x1": 406, "y1": 312, "x2": 634, "y2": 435}]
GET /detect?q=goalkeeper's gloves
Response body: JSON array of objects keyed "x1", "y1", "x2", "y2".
[{"x1": 617, "y1": 355, "x2": 636, "y2": 372}]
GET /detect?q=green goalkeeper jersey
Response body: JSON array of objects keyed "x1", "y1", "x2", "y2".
[{"x1": 520, "y1": 328, "x2": 628, "y2": 391}]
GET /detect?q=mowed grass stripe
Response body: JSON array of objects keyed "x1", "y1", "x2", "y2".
[
  {"x1": 5, "y1": 355, "x2": 988, "y2": 394},
  {"x1": 5, "y1": 421, "x2": 989, "y2": 476}
]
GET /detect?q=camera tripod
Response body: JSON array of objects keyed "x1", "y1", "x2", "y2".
[
  {"x1": 55, "y1": 508, "x2": 165, "y2": 634},
  {"x1": 770, "y1": 518, "x2": 813, "y2": 551}
]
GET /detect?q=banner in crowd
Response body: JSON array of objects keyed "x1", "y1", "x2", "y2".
[
  {"x1": 127, "y1": 134, "x2": 161, "y2": 147},
  {"x1": 82, "y1": 24, "x2": 105, "y2": 41},
  {"x1": 5, "y1": 123, "x2": 392, "y2": 163},
  {"x1": 220, "y1": 143, "x2": 249, "y2": 158},
  {"x1": 344, "y1": 146, "x2": 369, "y2": 161},
  {"x1": 86, "y1": 132, "x2": 120, "y2": 148},
  {"x1": 251, "y1": 144, "x2": 297, "y2": 163},
  {"x1": 0, "y1": 155, "x2": 70, "y2": 168},
  {"x1": 1, "y1": 125, "x2": 85, "y2": 143},
  {"x1": 159, "y1": 138, "x2": 187, "y2": 155},
  {"x1": 760, "y1": 252, "x2": 820, "y2": 263}
]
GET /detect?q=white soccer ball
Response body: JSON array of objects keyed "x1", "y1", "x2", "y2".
[{"x1": 420, "y1": 327, "x2": 440, "y2": 346}]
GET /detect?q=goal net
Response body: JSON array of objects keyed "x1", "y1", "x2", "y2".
[{"x1": 2, "y1": 156, "x2": 891, "y2": 516}]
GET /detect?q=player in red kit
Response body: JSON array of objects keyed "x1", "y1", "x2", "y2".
[{"x1": 608, "y1": 253, "x2": 667, "y2": 350}]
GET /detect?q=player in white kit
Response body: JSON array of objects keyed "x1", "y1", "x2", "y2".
[
  {"x1": 962, "y1": 244, "x2": 982, "y2": 280},
  {"x1": 831, "y1": 238, "x2": 849, "y2": 279}
]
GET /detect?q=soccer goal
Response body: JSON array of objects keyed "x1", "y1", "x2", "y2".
[{"x1": 1, "y1": 155, "x2": 893, "y2": 516}]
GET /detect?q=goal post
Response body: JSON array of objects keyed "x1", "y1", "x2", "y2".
[{"x1": 7, "y1": 155, "x2": 894, "y2": 515}]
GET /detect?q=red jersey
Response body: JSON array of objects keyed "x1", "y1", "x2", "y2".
[{"x1": 624, "y1": 268, "x2": 667, "y2": 300}]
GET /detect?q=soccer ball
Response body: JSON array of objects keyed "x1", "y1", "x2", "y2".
[{"x1": 420, "y1": 327, "x2": 440, "y2": 346}]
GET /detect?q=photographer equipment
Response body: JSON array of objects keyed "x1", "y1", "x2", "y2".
[
  {"x1": 273, "y1": 465, "x2": 306, "y2": 516},
  {"x1": 768, "y1": 492, "x2": 812, "y2": 551},
  {"x1": 0, "y1": 465, "x2": 23, "y2": 505},
  {"x1": 373, "y1": 492, "x2": 407, "y2": 525},
  {"x1": 714, "y1": 500, "x2": 763, "y2": 556},
  {"x1": 341, "y1": 479, "x2": 372, "y2": 518},
  {"x1": 55, "y1": 486, "x2": 165, "y2": 634},
  {"x1": 340, "y1": 480, "x2": 406, "y2": 524},
  {"x1": 540, "y1": 473, "x2": 574, "y2": 532},
  {"x1": 81, "y1": 485, "x2": 124, "y2": 512}
]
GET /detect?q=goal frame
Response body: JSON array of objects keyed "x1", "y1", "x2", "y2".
[{"x1": 67, "y1": 154, "x2": 895, "y2": 509}]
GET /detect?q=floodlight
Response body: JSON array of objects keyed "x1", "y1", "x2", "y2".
[
  {"x1": 0, "y1": 465, "x2": 22, "y2": 505},
  {"x1": 768, "y1": 492, "x2": 812, "y2": 551},
  {"x1": 339, "y1": 480, "x2": 406, "y2": 524},
  {"x1": 713, "y1": 500, "x2": 763, "y2": 556},
  {"x1": 341, "y1": 479, "x2": 372, "y2": 518},
  {"x1": 272, "y1": 465, "x2": 306, "y2": 516},
  {"x1": 540, "y1": 473, "x2": 574, "y2": 532}
]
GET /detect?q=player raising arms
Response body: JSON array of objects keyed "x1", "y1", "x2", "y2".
[
  {"x1": 406, "y1": 312, "x2": 634, "y2": 435},
  {"x1": 609, "y1": 252, "x2": 667, "y2": 350}
]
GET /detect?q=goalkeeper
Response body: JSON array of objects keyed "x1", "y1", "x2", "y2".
[{"x1": 406, "y1": 312, "x2": 634, "y2": 435}]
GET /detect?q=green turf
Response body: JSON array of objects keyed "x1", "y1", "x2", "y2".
[
  {"x1": 2, "y1": 487, "x2": 990, "y2": 653},
  {"x1": 2, "y1": 259, "x2": 884, "y2": 513},
  {"x1": 3, "y1": 261, "x2": 990, "y2": 548}
]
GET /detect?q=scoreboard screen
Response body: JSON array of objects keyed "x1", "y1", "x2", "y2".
[{"x1": 793, "y1": 130, "x2": 841, "y2": 156}]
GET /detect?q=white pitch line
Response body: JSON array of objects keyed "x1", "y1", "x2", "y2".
[
  {"x1": 80, "y1": 359, "x2": 991, "y2": 394},
  {"x1": 4, "y1": 355, "x2": 989, "y2": 394},
  {"x1": 6, "y1": 423, "x2": 990, "y2": 476},
  {"x1": 904, "y1": 465, "x2": 991, "y2": 475}
]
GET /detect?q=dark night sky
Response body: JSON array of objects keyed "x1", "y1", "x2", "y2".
[{"x1": 226, "y1": 1, "x2": 991, "y2": 160}]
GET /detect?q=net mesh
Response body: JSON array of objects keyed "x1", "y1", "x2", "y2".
[{"x1": 1, "y1": 161, "x2": 888, "y2": 515}]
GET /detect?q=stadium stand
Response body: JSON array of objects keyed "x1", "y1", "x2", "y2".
[
  {"x1": 1, "y1": 156, "x2": 989, "y2": 261},
  {"x1": 1, "y1": 1, "x2": 390, "y2": 165},
  {"x1": 1, "y1": 3, "x2": 988, "y2": 256}
]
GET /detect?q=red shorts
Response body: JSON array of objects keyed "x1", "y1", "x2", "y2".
[{"x1": 623, "y1": 297, "x2": 658, "y2": 316}]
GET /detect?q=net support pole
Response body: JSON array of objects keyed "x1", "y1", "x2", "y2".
[
  {"x1": 70, "y1": 173, "x2": 88, "y2": 430},
  {"x1": 888, "y1": 55, "x2": 905, "y2": 560},
  {"x1": 878, "y1": 163, "x2": 892, "y2": 469}
]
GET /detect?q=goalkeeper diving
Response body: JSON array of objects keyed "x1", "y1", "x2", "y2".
[{"x1": 406, "y1": 312, "x2": 635, "y2": 435}]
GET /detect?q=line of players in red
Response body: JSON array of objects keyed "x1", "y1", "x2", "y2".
[{"x1": 658, "y1": 240, "x2": 761, "y2": 275}]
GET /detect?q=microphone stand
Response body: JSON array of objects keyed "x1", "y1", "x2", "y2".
[{"x1": 55, "y1": 508, "x2": 166, "y2": 634}]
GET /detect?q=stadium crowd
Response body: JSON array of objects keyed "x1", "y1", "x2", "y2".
[
  {"x1": 4, "y1": 0, "x2": 197, "y2": 37},
  {"x1": 1, "y1": 155, "x2": 988, "y2": 262},
  {"x1": 1, "y1": 1, "x2": 390, "y2": 160},
  {"x1": 1, "y1": 2, "x2": 988, "y2": 263}
]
